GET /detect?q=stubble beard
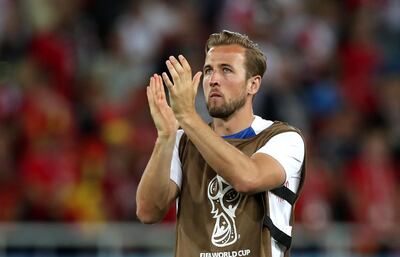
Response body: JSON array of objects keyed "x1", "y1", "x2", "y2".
[{"x1": 207, "y1": 92, "x2": 247, "y2": 119}]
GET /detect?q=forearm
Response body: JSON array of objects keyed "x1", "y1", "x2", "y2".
[
  {"x1": 136, "y1": 135, "x2": 178, "y2": 223},
  {"x1": 178, "y1": 113, "x2": 259, "y2": 193}
]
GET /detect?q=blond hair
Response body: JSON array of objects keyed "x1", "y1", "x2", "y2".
[{"x1": 205, "y1": 30, "x2": 267, "y2": 79}]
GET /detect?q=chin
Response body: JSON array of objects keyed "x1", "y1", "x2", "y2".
[{"x1": 208, "y1": 108, "x2": 232, "y2": 119}]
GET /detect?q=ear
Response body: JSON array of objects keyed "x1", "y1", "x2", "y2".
[{"x1": 247, "y1": 75, "x2": 261, "y2": 96}]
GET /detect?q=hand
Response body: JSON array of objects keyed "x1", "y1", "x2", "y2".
[
  {"x1": 162, "y1": 55, "x2": 202, "y2": 120},
  {"x1": 146, "y1": 74, "x2": 179, "y2": 137}
]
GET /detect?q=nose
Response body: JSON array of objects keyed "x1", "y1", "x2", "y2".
[{"x1": 209, "y1": 71, "x2": 220, "y2": 87}]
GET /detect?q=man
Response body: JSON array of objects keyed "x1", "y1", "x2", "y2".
[{"x1": 136, "y1": 30, "x2": 306, "y2": 257}]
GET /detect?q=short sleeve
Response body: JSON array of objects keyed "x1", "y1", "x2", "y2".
[
  {"x1": 255, "y1": 131, "x2": 304, "y2": 185},
  {"x1": 170, "y1": 130, "x2": 184, "y2": 189}
]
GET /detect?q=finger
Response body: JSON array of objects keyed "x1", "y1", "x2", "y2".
[
  {"x1": 169, "y1": 56, "x2": 185, "y2": 74},
  {"x1": 178, "y1": 55, "x2": 192, "y2": 73},
  {"x1": 192, "y1": 71, "x2": 202, "y2": 91},
  {"x1": 158, "y1": 75, "x2": 170, "y2": 104},
  {"x1": 152, "y1": 75, "x2": 159, "y2": 96},
  {"x1": 149, "y1": 75, "x2": 157, "y2": 100},
  {"x1": 154, "y1": 75, "x2": 162, "y2": 100},
  {"x1": 155, "y1": 74, "x2": 166, "y2": 104},
  {"x1": 151, "y1": 76, "x2": 160, "y2": 101},
  {"x1": 166, "y1": 60, "x2": 180, "y2": 85},
  {"x1": 162, "y1": 72, "x2": 174, "y2": 91},
  {"x1": 147, "y1": 83, "x2": 156, "y2": 114},
  {"x1": 146, "y1": 85, "x2": 152, "y2": 104}
]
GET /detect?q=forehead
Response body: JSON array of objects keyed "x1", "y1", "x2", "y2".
[{"x1": 205, "y1": 44, "x2": 246, "y2": 66}]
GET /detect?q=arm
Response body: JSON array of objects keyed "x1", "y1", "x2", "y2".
[
  {"x1": 177, "y1": 113, "x2": 285, "y2": 194},
  {"x1": 162, "y1": 55, "x2": 285, "y2": 194},
  {"x1": 136, "y1": 74, "x2": 179, "y2": 224}
]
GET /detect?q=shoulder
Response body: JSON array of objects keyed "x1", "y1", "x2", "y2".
[
  {"x1": 264, "y1": 120, "x2": 305, "y2": 151},
  {"x1": 257, "y1": 130, "x2": 305, "y2": 180},
  {"x1": 258, "y1": 131, "x2": 305, "y2": 168},
  {"x1": 251, "y1": 115, "x2": 274, "y2": 135},
  {"x1": 269, "y1": 131, "x2": 305, "y2": 149},
  {"x1": 252, "y1": 115, "x2": 304, "y2": 139},
  {"x1": 253, "y1": 116, "x2": 305, "y2": 158}
]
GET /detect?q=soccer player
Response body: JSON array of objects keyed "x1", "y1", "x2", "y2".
[{"x1": 136, "y1": 30, "x2": 306, "y2": 257}]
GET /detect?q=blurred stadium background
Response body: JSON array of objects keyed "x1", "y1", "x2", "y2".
[{"x1": 0, "y1": 0, "x2": 399, "y2": 256}]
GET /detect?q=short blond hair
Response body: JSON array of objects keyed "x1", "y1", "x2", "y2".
[{"x1": 205, "y1": 30, "x2": 267, "y2": 79}]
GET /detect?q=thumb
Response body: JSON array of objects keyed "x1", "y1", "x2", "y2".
[{"x1": 192, "y1": 71, "x2": 202, "y2": 91}]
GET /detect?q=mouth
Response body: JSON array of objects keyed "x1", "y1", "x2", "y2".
[{"x1": 209, "y1": 91, "x2": 223, "y2": 99}]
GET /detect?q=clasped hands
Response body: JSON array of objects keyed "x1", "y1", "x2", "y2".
[{"x1": 146, "y1": 55, "x2": 202, "y2": 137}]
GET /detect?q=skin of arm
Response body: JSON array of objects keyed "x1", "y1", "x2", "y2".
[
  {"x1": 162, "y1": 55, "x2": 285, "y2": 195},
  {"x1": 136, "y1": 75, "x2": 179, "y2": 224},
  {"x1": 177, "y1": 114, "x2": 285, "y2": 194}
]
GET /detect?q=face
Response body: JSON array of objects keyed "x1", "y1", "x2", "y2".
[{"x1": 203, "y1": 45, "x2": 250, "y2": 119}]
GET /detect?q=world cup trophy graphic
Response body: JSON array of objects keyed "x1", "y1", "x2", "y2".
[{"x1": 207, "y1": 175, "x2": 242, "y2": 247}]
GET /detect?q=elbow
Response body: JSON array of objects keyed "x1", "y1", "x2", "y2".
[
  {"x1": 136, "y1": 204, "x2": 162, "y2": 224},
  {"x1": 234, "y1": 183, "x2": 256, "y2": 195},
  {"x1": 137, "y1": 215, "x2": 159, "y2": 225},
  {"x1": 232, "y1": 177, "x2": 259, "y2": 195},
  {"x1": 226, "y1": 164, "x2": 261, "y2": 195}
]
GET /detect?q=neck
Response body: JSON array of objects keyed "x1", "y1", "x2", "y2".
[{"x1": 212, "y1": 103, "x2": 255, "y2": 136}]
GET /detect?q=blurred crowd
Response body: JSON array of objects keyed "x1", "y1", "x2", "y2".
[{"x1": 0, "y1": 0, "x2": 399, "y2": 254}]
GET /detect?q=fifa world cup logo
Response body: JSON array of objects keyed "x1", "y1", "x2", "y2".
[{"x1": 207, "y1": 175, "x2": 242, "y2": 247}]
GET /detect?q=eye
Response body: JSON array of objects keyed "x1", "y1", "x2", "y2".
[
  {"x1": 222, "y1": 67, "x2": 232, "y2": 73},
  {"x1": 204, "y1": 68, "x2": 213, "y2": 75}
]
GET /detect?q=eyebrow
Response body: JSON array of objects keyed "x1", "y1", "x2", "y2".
[
  {"x1": 203, "y1": 63, "x2": 234, "y2": 70},
  {"x1": 203, "y1": 64, "x2": 212, "y2": 70}
]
